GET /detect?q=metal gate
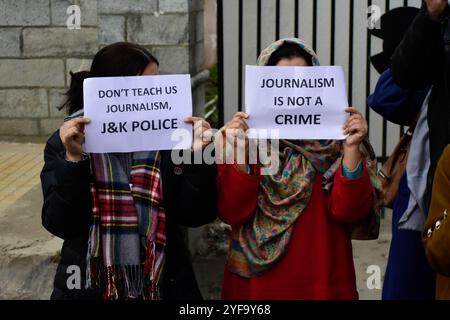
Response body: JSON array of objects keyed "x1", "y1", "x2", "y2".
[{"x1": 217, "y1": 0, "x2": 422, "y2": 161}]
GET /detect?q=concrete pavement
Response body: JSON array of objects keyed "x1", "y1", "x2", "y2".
[{"x1": 0, "y1": 142, "x2": 62, "y2": 299}]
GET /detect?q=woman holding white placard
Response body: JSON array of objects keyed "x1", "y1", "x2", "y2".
[
  {"x1": 217, "y1": 38, "x2": 382, "y2": 300},
  {"x1": 40, "y1": 42, "x2": 217, "y2": 300}
]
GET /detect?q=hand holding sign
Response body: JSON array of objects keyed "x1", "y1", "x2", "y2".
[
  {"x1": 224, "y1": 112, "x2": 250, "y2": 144},
  {"x1": 343, "y1": 107, "x2": 368, "y2": 147},
  {"x1": 222, "y1": 112, "x2": 250, "y2": 170},
  {"x1": 342, "y1": 107, "x2": 368, "y2": 171},
  {"x1": 184, "y1": 116, "x2": 213, "y2": 152},
  {"x1": 60, "y1": 117, "x2": 91, "y2": 161}
]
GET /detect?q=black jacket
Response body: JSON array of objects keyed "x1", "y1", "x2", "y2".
[
  {"x1": 40, "y1": 131, "x2": 218, "y2": 300},
  {"x1": 391, "y1": 4, "x2": 450, "y2": 205}
]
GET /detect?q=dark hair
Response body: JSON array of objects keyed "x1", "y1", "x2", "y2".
[
  {"x1": 267, "y1": 42, "x2": 313, "y2": 67},
  {"x1": 61, "y1": 42, "x2": 159, "y2": 115}
]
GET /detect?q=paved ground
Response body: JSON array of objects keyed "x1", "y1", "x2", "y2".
[
  {"x1": 0, "y1": 141, "x2": 391, "y2": 300},
  {"x1": 0, "y1": 143, "x2": 45, "y2": 214},
  {"x1": 0, "y1": 142, "x2": 61, "y2": 299}
]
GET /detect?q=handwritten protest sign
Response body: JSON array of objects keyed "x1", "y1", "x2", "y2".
[
  {"x1": 245, "y1": 65, "x2": 348, "y2": 140},
  {"x1": 83, "y1": 75, "x2": 192, "y2": 153}
]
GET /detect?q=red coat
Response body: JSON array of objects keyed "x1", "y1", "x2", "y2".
[{"x1": 218, "y1": 163, "x2": 374, "y2": 300}]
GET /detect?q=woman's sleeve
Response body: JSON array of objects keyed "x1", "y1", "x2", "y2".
[
  {"x1": 170, "y1": 160, "x2": 218, "y2": 228},
  {"x1": 217, "y1": 164, "x2": 262, "y2": 226},
  {"x1": 40, "y1": 131, "x2": 93, "y2": 240},
  {"x1": 328, "y1": 161, "x2": 374, "y2": 224},
  {"x1": 367, "y1": 69, "x2": 428, "y2": 126}
]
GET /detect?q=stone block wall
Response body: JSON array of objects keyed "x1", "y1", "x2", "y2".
[{"x1": 0, "y1": 0, "x2": 206, "y2": 140}]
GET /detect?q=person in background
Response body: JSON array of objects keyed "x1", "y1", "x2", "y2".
[
  {"x1": 368, "y1": 70, "x2": 435, "y2": 300},
  {"x1": 217, "y1": 38, "x2": 382, "y2": 300},
  {"x1": 368, "y1": 6, "x2": 436, "y2": 300},
  {"x1": 391, "y1": 0, "x2": 450, "y2": 213},
  {"x1": 40, "y1": 42, "x2": 217, "y2": 300}
]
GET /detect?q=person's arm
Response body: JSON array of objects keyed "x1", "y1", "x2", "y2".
[
  {"x1": 176, "y1": 162, "x2": 218, "y2": 227},
  {"x1": 162, "y1": 150, "x2": 218, "y2": 228},
  {"x1": 328, "y1": 162, "x2": 374, "y2": 224},
  {"x1": 334, "y1": 105, "x2": 373, "y2": 223},
  {"x1": 367, "y1": 69, "x2": 429, "y2": 126},
  {"x1": 40, "y1": 131, "x2": 93, "y2": 240},
  {"x1": 217, "y1": 164, "x2": 262, "y2": 226},
  {"x1": 391, "y1": 2, "x2": 448, "y2": 89}
]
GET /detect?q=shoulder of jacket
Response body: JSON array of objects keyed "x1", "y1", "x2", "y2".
[{"x1": 44, "y1": 129, "x2": 65, "y2": 156}]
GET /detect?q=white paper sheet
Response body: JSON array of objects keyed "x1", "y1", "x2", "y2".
[
  {"x1": 83, "y1": 74, "x2": 193, "y2": 153},
  {"x1": 245, "y1": 65, "x2": 348, "y2": 140}
]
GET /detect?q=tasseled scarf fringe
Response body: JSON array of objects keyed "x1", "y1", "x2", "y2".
[
  {"x1": 86, "y1": 229, "x2": 164, "y2": 300},
  {"x1": 86, "y1": 260, "x2": 162, "y2": 300}
]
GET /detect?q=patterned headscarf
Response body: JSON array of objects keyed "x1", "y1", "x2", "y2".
[{"x1": 227, "y1": 38, "x2": 382, "y2": 278}]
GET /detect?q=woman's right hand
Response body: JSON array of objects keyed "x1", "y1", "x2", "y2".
[
  {"x1": 223, "y1": 112, "x2": 249, "y2": 169},
  {"x1": 59, "y1": 117, "x2": 91, "y2": 161},
  {"x1": 425, "y1": 0, "x2": 448, "y2": 21}
]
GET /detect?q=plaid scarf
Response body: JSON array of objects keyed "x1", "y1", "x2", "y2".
[
  {"x1": 86, "y1": 151, "x2": 166, "y2": 300},
  {"x1": 227, "y1": 38, "x2": 382, "y2": 278}
]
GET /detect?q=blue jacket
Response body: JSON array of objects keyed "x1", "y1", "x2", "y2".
[{"x1": 367, "y1": 69, "x2": 428, "y2": 126}]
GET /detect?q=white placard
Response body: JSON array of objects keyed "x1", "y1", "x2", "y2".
[
  {"x1": 83, "y1": 74, "x2": 192, "y2": 153},
  {"x1": 245, "y1": 65, "x2": 348, "y2": 140}
]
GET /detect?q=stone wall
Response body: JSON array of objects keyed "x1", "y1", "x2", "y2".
[
  {"x1": 204, "y1": 0, "x2": 217, "y2": 68},
  {"x1": 0, "y1": 0, "x2": 206, "y2": 140}
]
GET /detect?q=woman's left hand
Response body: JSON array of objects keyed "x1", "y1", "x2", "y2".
[
  {"x1": 184, "y1": 116, "x2": 213, "y2": 152},
  {"x1": 343, "y1": 107, "x2": 368, "y2": 148}
]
